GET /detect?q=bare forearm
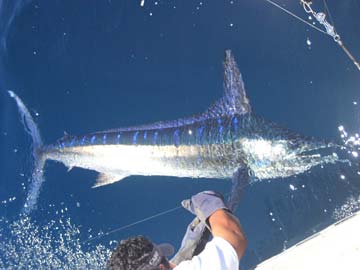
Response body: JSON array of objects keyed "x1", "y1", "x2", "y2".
[{"x1": 208, "y1": 209, "x2": 247, "y2": 260}]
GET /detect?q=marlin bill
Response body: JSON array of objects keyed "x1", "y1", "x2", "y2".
[{"x1": 9, "y1": 50, "x2": 340, "y2": 214}]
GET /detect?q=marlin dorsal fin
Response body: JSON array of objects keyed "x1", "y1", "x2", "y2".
[
  {"x1": 97, "y1": 50, "x2": 251, "y2": 135},
  {"x1": 205, "y1": 50, "x2": 251, "y2": 118}
]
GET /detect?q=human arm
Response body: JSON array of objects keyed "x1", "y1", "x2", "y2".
[{"x1": 208, "y1": 209, "x2": 247, "y2": 260}]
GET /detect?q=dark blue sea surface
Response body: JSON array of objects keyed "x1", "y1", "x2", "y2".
[{"x1": 0, "y1": 0, "x2": 360, "y2": 269}]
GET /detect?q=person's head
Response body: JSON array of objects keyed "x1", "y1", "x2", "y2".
[{"x1": 108, "y1": 235, "x2": 174, "y2": 270}]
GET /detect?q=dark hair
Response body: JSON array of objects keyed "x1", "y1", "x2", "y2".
[{"x1": 108, "y1": 236, "x2": 154, "y2": 270}]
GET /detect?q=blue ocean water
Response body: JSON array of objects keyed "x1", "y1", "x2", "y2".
[{"x1": 0, "y1": 0, "x2": 360, "y2": 269}]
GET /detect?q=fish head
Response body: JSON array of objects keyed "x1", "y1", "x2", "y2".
[{"x1": 236, "y1": 123, "x2": 339, "y2": 180}]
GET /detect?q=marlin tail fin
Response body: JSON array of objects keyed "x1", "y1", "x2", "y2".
[{"x1": 8, "y1": 91, "x2": 45, "y2": 214}]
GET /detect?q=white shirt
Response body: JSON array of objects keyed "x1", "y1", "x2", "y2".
[{"x1": 174, "y1": 237, "x2": 239, "y2": 270}]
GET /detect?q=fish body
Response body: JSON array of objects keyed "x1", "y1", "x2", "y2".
[
  {"x1": 9, "y1": 50, "x2": 338, "y2": 213},
  {"x1": 46, "y1": 112, "x2": 336, "y2": 188},
  {"x1": 47, "y1": 116, "x2": 240, "y2": 183}
]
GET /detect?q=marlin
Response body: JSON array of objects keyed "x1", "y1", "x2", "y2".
[{"x1": 9, "y1": 50, "x2": 339, "y2": 214}]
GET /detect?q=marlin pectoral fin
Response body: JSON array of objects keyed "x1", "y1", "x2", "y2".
[{"x1": 92, "y1": 173, "x2": 129, "y2": 188}]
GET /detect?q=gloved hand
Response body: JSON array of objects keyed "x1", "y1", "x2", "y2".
[
  {"x1": 170, "y1": 217, "x2": 206, "y2": 265},
  {"x1": 181, "y1": 191, "x2": 230, "y2": 225}
]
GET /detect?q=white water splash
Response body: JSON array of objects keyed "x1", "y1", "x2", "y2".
[
  {"x1": 338, "y1": 125, "x2": 360, "y2": 152},
  {"x1": 332, "y1": 195, "x2": 360, "y2": 220},
  {"x1": 334, "y1": 123, "x2": 360, "y2": 219},
  {"x1": 0, "y1": 214, "x2": 111, "y2": 269}
]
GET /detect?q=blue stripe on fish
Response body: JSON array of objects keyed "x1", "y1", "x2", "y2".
[
  {"x1": 91, "y1": 135, "x2": 96, "y2": 144},
  {"x1": 232, "y1": 117, "x2": 238, "y2": 133},
  {"x1": 133, "y1": 131, "x2": 139, "y2": 144},
  {"x1": 103, "y1": 134, "x2": 107, "y2": 144},
  {"x1": 70, "y1": 137, "x2": 76, "y2": 147},
  {"x1": 144, "y1": 131, "x2": 147, "y2": 140},
  {"x1": 173, "y1": 129, "x2": 180, "y2": 147},
  {"x1": 58, "y1": 141, "x2": 65, "y2": 149},
  {"x1": 197, "y1": 126, "x2": 205, "y2": 144},
  {"x1": 198, "y1": 126, "x2": 204, "y2": 137},
  {"x1": 153, "y1": 131, "x2": 159, "y2": 144},
  {"x1": 81, "y1": 136, "x2": 86, "y2": 145}
]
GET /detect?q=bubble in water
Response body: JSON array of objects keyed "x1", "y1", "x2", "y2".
[{"x1": 306, "y1": 38, "x2": 311, "y2": 46}]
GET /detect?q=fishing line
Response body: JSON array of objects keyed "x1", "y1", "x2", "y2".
[
  {"x1": 322, "y1": 0, "x2": 335, "y2": 30},
  {"x1": 81, "y1": 184, "x2": 251, "y2": 245},
  {"x1": 263, "y1": 0, "x2": 326, "y2": 34},
  {"x1": 81, "y1": 205, "x2": 182, "y2": 245},
  {"x1": 80, "y1": 180, "x2": 250, "y2": 244},
  {"x1": 263, "y1": 0, "x2": 360, "y2": 71},
  {"x1": 300, "y1": 0, "x2": 360, "y2": 71}
]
